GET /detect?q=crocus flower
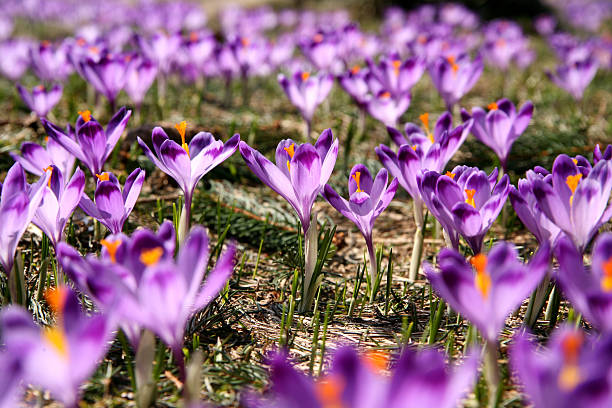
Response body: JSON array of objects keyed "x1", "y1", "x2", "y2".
[
  {"x1": 338, "y1": 65, "x2": 370, "y2": 109},
  {"x1": 278, "y1": 70, "x2": 333, "y2": 138},
  {"x1": 532, "y1": 155, "x2": 612, "y2": 252},
  {"x1": 42, "y1": 107, "x2": 131, "y2": 176},
  {"x1": 246, "y1": 346, "x2": 479, "y2": 408},
  {"x1": 0, "y1": 287, "x2": 115, "y2": 407},
  {"x1": 512, "y1": 326, "x2": 612, "y2": 408},
  {"x1": 33, "y1": 166, "x2": 85, "y2": 248},
  {"x1": 78, "y1": 169, "x2": 145, "y2": 235},
  {"x1": 366, "y1": 52, "x2": 426, "y2": 97},
  {"x1": 387, "y1": 111, "x2": 473, "y2": 171},
  {"x1": 0, "y1": 163, "x2": 49, "y2": 277},
  {"x1": 594, "y1": 144, "x2": 612, "y2": 164},
  {"x1": 366, "y1": 90, "x2": 411, "y2": 128},
  {"x1": 137, "y1": 31, "x2": 181, "y2": 75},
  {"x1": 547, "y1": 58, "x2": 598, "y2": 101},
  {"x1": 509, "y1": 167, "x2": 561, "y2": 246},
  {"x1": 11, "y1": 138, "x2": 75, "y2": 181},
  {"x1": 137, "y1": 123, "x2": 239, "y2": 237},
  {"x1": 79, "y1": 53, "x2": 129, "y2": 111},
  {"x1": 322, "y1": 165, "x2": 398, "y2": 290},
  {"x1": 425, "y1": 241, "x2": 550, "y2": 342},
  {"x1": 58, "y1": 222, "x2": 236, "y2": 371},
  {"x1": 556, "y1": 233, "x2": 612, "y2": 332},
  {"x1": 29, "y1": 40, "x2": 72, "y2": 82},
  {"x1": 461, "y1": 99, "x2": 534, "y2": 170},
  {"x1": 16, "y1": 83, "x2": 62, "y2": 118},
  {"x1": 0, "y1": 39, "x2": 31, "y2": 81},
  {"x1": 429, "y1": 53, "x2": 483, "y2": 110},
  {"x1": 125, "y1": 55, "x2": 158, "y2": 110},
  {"x1": 418, "y1": 166, "x2": 509, "y2": 254}
]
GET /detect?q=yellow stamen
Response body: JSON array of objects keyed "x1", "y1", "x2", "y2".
[
  {"x1": 601, "y1": 257, "x2": 612, "y2": 292},
  {"x1": 419, "y1": 112, "x2": 435, "y2": 143},
  {"x1": 96, "y1": 173, "x2": 109, "y2": 182},
  {"x1": 100, "y1": 239, "x2": 122, "y2": 263},
  {"x1": 350, "y1": 65, "x2": 360, "y2": 74},
  {"x1": 175, "y1": 121, "x2": 190, "y2": 157},
  {"x1": 301, "y1": 71, "x2": 311, "y2": 81},
  {"x1": 78, "y1": 110, "x2": 92, "y2": 122},
  {"x1": 364, "y1": 351, "x2": 389, "y2": 372},
  {"x1": 411, "y1": 145, "x2": 417, "y2": 151},
  {"x1": 391, "y1": 59, "x2": 401, "y2": 76},
  {"x1": 465, "y1": 189, "x2": 476, "y2": 208},
  {"x1": 315, "y1": 376, "x2": 344, "y2": 408},
  {"x1": 379, "y1": 91, "x2": 391, "y2": 99},
  {"x1": 445, "y1": 171, "x2": 455, "y2": 179},
  {"x1": 45, "y1": 286, "x2": 67, "y2": 316},
  {"x1": 44, "y1": 326, "x2": 68, "y2": 357},
  {"x1": 352, "y1": 171, "x2": 362, "y2": 193},
  {"x1": 572, "y1": 158, "x2": 578, "y2": 165},
  {"x1": 558, "y1": 332, "x2": 583, "y2": 391},
  {"x1": 446, "y1": 55, "x2": 459, "y2": 73},
  {"x1": 488, "y1": 102, "x2": 498, "y2": 111},
  {"x1": 140, "y1": 247, "x2": 163, "y2": 266},
  {"x1": 470, "y1": 254, "x2": 491, "y2": 299},
  {"x1": 43, "y1": 165, "x2": 53, "y2": 187},
  {"x1": 566, "y1": 173, "x2": 582, "y2": 206},
  {"x1": 284, "y1": 144, "x2": 295, "y2": 171}
]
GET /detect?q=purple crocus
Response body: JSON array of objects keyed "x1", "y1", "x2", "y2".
[
  {"x1": 365, "y1": 52, "x2": 425, "y2": 97},
  {"x1": 512, "y1": 326, "x2": 612, "y2": 408},
  {"x1": 125, "y1": 55, "x2": 158, "y2": 111},
  {"x1": 16, "y1": 84, "x2": 62, "y2": 118},
  {"x1": 594, "y1": 144, "x2": 612, "y2": 164},
  {"x1": 509, "y1": 167, "x2": 562, "y2": 246},
  {"x1": 278, "y1": 70, "x2": 333, "y2": 138},
  {"x1": 57, "y1": 222, "x2": 236, "y2": 375},
  {"x1": 80, "y1": 53, "x2": 129, "y2": 111},
  {"x1": 366, "y1": 90, "x2": 411, "y2": 128},
  {"x1": 0, "y1": 163, "x2": 49, "y2": 278},
  {"x1": 137, "y1": 31, "x2": 181, "y2": 76},
  {"x1": 11, "y1": 138, "x2": 75, "y2": 181},
  {"x1": 0, "y1": 38, "x2": 31, "y2": 81},
  {"x1": 418, "y1": 166, "x2": 509, "y2": 254},
  {"x1": 78, "y1": 169, "x2": 145, "y2": 235},
  {"x1": 246, "y1": 346, "x2": 478, "y2": 408},
  {"x1": 0, "y1": 286, "x2": 115, "y2": 407},
  {"x1": 532, "y1": 154, "x2": 612, "y2": 252},
  {"x1": 556, "y1": 233, "x2": 612, "y2": 332},
  {"x1": 322, "y1": 165, "x2": 398, "y2": 293},
  {"x1": 461, "y1": 99, "x2": 534, "y2": 170},
  {"x1": 29, "y1": 40, "x2": 72, "y2": 82},
  {"x1": 547, "y1": 58, "x2": 598, "y2": 101},
  {"x1": 33, "y1": 166, "x2": 85, "y2": 248},
  {"x1": 137, "y1": 123, "x2": 239, "y2": 238},
  {"x1": 240, "y1": 129, "x2": 338, "y2": 310},
  {"x1": 425, "y1": 241, "x2": 550, "y2": 342},
  {"x1": 338, "y1": 65, "x2": 369, "y2": 110},
  {"x1": 42, "y1": 107, "x2": 131, "y2": 176},
  {"x1": 429, "y1": 53, "x2": 483, "y2": 111}
]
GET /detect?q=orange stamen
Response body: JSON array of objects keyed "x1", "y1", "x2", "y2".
[
  {"x1": 44, "y1": 327, "x2": 69, "y2": 357},
  {"x1": 313, "y1": 33, "x2": 323, "y2": 43},
  {"x1": 496, "y1": 38, "x2": 506, "y2": 48},
  {"x1": 411, "y1": 145, "x2": 417, "y2": 151},
  {"x1": 488, "y1": 102, "x2": 499, "y2": 111},
  {"x1": 41, "y1": 40, "x2": 51, "y2": 47},
  {"x1": 100, "y1": 239, "x2": 122, "y2": 263},
  {"x1": 78, "y1": 110, "x2": 92, "y2": 122},
  {"x1": 465, "y1": 189, "x2": 476, "y2": 208},
  {"x1": 352, "y1": 171, "x2": 362, "y2": 193},
  {"x1": 419, "y1": 112, "x2": 435, "y2": 143},
  {"x1": 601, "y1": 257, "x2": 612, "y2": 292},
  {"x1": 301, "y1": 71, "x2": 311, "y2": 81},
  {"x1": 470, "y1": 254, "x2": 491, "y2": 299},
  {"x1": 446, "y1": 55, "x2": 459, "y2": 73},
  {"x1": 43, "y1": 165, "x2": 53, "y2": 187},
  {"x1": 445, "y1": 171, "x2": 455, "y2": 179},
  {"x1": 240, "y1": 37, "x2": 250, "y2": 47},
  {"x1": 140, "y1": 247, "x2": 163, "y2": 266},
  {"x1": 88, "y1": 46, "x2": 99, "y2": 54},
  {"x1": 35, "y1": 84, "x2": 45, "y2": 91},
  {"x1": 189, "y1": 31, "x2": 198, "y2": 42},
  {"x1": 175, "y1": 121, "x2": 190, "y2": 157},
  {"x1": 315, "y1": 376, "x2": 344, "y2": 408},
  {"x1": 417, "y1": 34, "x2": 427, "y2": 44},
  {"x1": 350, "y1": 65, "x2": 360, "y2": 74},
  {"x1": 379, "y1": 91, "x2": 391, "y2": 99},
  {"x1": 284, "y1": 144, "x2": 295, "y2": 171},
  {"x1": 365, "y1": 351, "x2": 389, "y2": 372},
  {"x1": 558, "y1": 332, "x2": 583, "y2": 391},
  {"x1": 45, "y1": 286, "x2": 68, "y2": 316},
  {"x1": 566, "y1": 173, "x2": 582, "y2": 206},
  {"x1": 76, "y1": 38, "x2": 86, "y2": 46},
  {"x1": 391, "y1": 59, "x2": 401, "y2": 76},
  {"x1": 95, "y1": 173, "x2": 109, "y2": 182}
]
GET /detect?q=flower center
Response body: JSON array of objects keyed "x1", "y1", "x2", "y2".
[
  {"x1": 391, "y1": 59, "x2": 401, "y2": 76},
  {"x1": 365, "y1": 350, "x2": 389, "y2": 372},
  {"x1": 601, "y1": 257, "x2": 612, "y2": 292},
  {"x1": 446, "y1": 55, "x2": 459, "y2": 74},
  {"x1": 301, "y1": 71, "x2": 310, "y2": 81},
  {"x1": 96, "y1": 173, "x2": 109, "y2": 182},
  {"x1": 240, "y1": 37, "x2": 250, "y2": 47},
  {"x1": 445, "y1": 171, "x2": 456, "y2": 179},
  {"x1": 189, "y1": 31, "x2": 198, "y2": 42},
  {"x1": 43, "y1": 165, "x2": 53, "y2": 187},
  {"x1": 558, "y1": 332, "x2": 583, "y2": 391},
  {"x1": 78, "y1": 110, "x2": 92, "y2": 122},
  {"x1": 470, "y1": 254, "x2": 491, "y2": 299},
  {"x1": 496, "y1": 38, "x2": 506, "y2": 48},
  {"x1": 315, "y1": 375, "x2": 344, "y2": 408},
  {"x1": 350, "y1": 65, "x2": 360, "y2": 74},
  {"x1": 284, "y1": 143, "x2": 295, "y2": 171},
  {"x1": 419, "y1": 112, "x2": 435, "y2": 143},
  {"x1": 45, "y1": 286, "x2": 67, "y2": 315},
  {"x1": 35, "y1": 84, "x2": 45, "y2": 91},
  {"x1": 565, "y1": 173, "x2": 582, "y2": 206},
  {"x1": 352, "y1": 171, "x2": 363, "y2": 193},
  {"x1": 417, "y1": 34, "x2": 427, "y2": 44},
  {"x1": 379, "y1": 91, "x2": 391, "y2": 99},
  {"x1": 100, "y1": 239, "x2": 122, "y2": 263},
  {"x1": 465, "y1": 189, "x2": 476, "y2": 208},
  {"x1": 175, "y1": 121, "x2": 190, "y2": 157},
  {"x1": 313, "y1": 33, "x2": 323, "y2": 43},
  {"x1": 44, "y1": 326, "x2": 69, "y2": 357},
  {"x1": 140, "y1": 247, "x2": 163, "y2": 266},
  {"x1": 488, "y1": 102, "x2": 498, "y2": 111}
]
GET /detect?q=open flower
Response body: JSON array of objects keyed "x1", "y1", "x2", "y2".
[
  {"x1": 556, "y1": 233, "x2": 612, "y2": 332},
  {"x1": 425, "y1": 241, "x2": 550, "y2": 342},
  {"x1": 11, "y1": 137, "x2": 75, "y2": 181},
  {"x1": 42, "y1": 107, "x2": 131, "y2": 176},
  {"x1": 366, "y1": 89, "x2": 411, "y2": 128},
  {"x1": 429, "y1": 53, "x2": 483, "y2": 110},
  {"x1": 512, "y1": 326, "x2": 612, "y2": 408},
  {"x1": 365, "y1": 52, "x2": 425, "y2": 97},
  {"x1": 418, "y1": 166, "x2": 509, "y2": 254},
  {"x1": 461, "y1": 98, "x2": 534, "y2": 170},
  {"x1": 78, "y1": 169, "x2": 145, "y2": 235},
  {"x1": 532, "y1": 154, "x2": 612, "y2": 252},
  {"x1": 322, "y1": 165, "x2": 398, "y2": 287},
  {"x1": 33, "y1": 166, "x2": 85, "y2": 247},
  {"x1": 547, "y1": 58, "x2": 598, "y2": 101},
  {"x1": 79, "y1": 53, "x2": 129, "y2": 112},
  {"x1": 16, "y1": 83, "x2": 62, "y2": 118},
  {"x1": 0, "y1": 286, "x2": 115, "y2": 407}
]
